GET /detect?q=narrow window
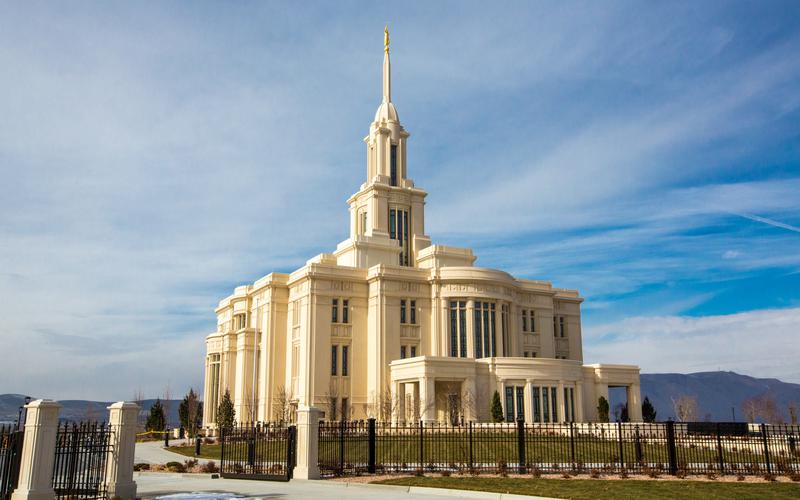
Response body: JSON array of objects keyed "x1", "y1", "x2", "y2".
[
  {"x1": 504, "y1": 387, "x2": 514, "y2": 423},
  {"x1": 410, "y1": 345, "x2": 417, "y2": 357},
  {"x1": 342, "y1": 345, "x2": 349, "y2": 376},
  {"x1": 522, "y1": 311, "x2": 528, "y2": 333},
  {"x1": 559, "y1": 316, "x2": 565, "y2": 337},
  {"x1": 482, "y1": 302, "x2": 490, "y2": 358},
  {"x1": 551, "y1": 387, "x2": 558, "y2": 422},
  {"x1": 342, "y1": 299, "x2": 349, "y2": 324},
  {"x1": 542, "y1": 388, "x2": 550, "y2": 423},
  {"x1": 553, "y1": 316, "x2": 557, "y2": 337},
  {"x1": 501, "y1": 304, "x2": 509, "y2": 356},
  {"x1": 403, "y1": 210, "x2": 409, "y2": 265},
  {"x1": 400, "y1": 299, "x2": 407, "y2": 324},
  {"x1": 569, "y1": 388, "x2": 575, "y2": 422},
  {"x1": 390, "y1": 144, "x2": 397, "y2": 186},
  {"x1": 474, "y1": 302, "x2": 483, "y2": 358},
  {"x1": 490, "y1": 303, "x2": 496, "y2": 356},
  {"x1": 410, "y1": 300, "x2": 416, "y2": 324},
  {"x1": 400, "y1": 345, "x2": 406, "y2": 359},
  {"x1": 331, "y1": 345, "x2": 338, "y2": 376},
  {"x1": 449, "y1": 302, "x2": 458, "y2": 357},
  {"x1": 332, "y1": 299, "x2": 338, "y2": 323},
  {"x1": 515, "y1": 386, "x2": 525, "y2": 422},
  {"x1": 361, "y1": 211, "x2": 367, "y2": 235},
  {"x1": 459, "y1": 301, "x2": 467, "y2": 357},
  {"x1": 530, "y1": 310, "x2": 536, "y2": 333},
  {"x1": 389, "y1": 209, "x2": 396, "y2": 239},
  {"x1": 533, "y1": 387, "x2": 541, "y2": 423}
]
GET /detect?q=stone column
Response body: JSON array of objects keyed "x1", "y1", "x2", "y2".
[
  {"x1": 575, "y1": 381, "x2": 585, "y2": 422},
  {"x1": 557, "y1": 381, "x2": 566, "y2": 423},
  {"x1": 293, "y1": 406, "x2": 322, "y2": 480},
  {"x1": 104, "y1": 402, "x2": 139, "y2": 500},
  {"x1": 462, "y1": 377, "x2": 477, "y2": 422},
  {"x1": 524, "y1": 380, "x2": 534, "y2": 424},
  {"x1": 419, "y1": 377, "x2": 435, "y2": 423},
  {"x1": 397, "y1": 382, "x2": 407, "y2": 422},
  {"x1": 11, "y1": 400, "x2": 61, "y2": 500},
  {"x1": 627, "y1": 384, "x2": 643, "y2": 422}
]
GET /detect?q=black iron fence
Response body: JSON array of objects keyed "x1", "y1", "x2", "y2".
[
  {"x1": 219, "y1": 423, "x2": 297, "y2": 481},
  {"x1": 318, "y1": 419, "x2": 800, "y2": 477},
  {"x1": 0, "y1": 425, "x2": 24, "y2": 500},
  {"x1": 52, "y1": 422, "x2": 111, "y2": 499}
]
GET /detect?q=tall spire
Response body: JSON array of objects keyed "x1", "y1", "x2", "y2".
[{"x1": 383, "y1": 26, "x2": 391, "y2": 103}]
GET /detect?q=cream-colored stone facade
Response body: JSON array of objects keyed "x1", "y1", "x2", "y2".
[{"x1": 202, "y1": 34, "x2": 641, "y2": 428}]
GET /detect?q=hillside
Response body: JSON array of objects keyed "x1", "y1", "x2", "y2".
[
  {"x1": 640, "y1": 371, "x2": 800, "y2": 422},
  {"x1": 0, "y1": 394, "x2": 182, "y2": 426},
  {"x1": 2, "y1": 371, "x2": 798, "y2": 425}
]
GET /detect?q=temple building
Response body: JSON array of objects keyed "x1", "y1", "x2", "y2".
[{"x1": 202, "y1": 30, "x2": 641, "y2": 428}]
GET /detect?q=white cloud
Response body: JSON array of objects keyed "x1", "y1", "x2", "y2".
[{"x1": 584, "y1": 308, "x2": 800, "y2": 383}]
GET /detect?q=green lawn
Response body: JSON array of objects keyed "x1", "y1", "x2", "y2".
[
  {"x1": 169, "y1": 444, "x2": 221, "y2": 460},
  {"x1": 375, "y1": 476, "x2": 800, "y2": 500}
]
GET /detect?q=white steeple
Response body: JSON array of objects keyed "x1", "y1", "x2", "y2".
[{"x1": 374, "y1": 25, "x2": 399, "y2": 123}]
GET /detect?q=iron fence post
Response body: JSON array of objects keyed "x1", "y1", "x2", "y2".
[
  {"x1": 666, "y1": 420, "x2": 678, "y2": 475},
  {"x1": 339, "y1": 419, "x2": 345, "y2": 475},
  {"x1": 164, "y1": 427, "x2": 169, "y2": 448},
  {"x1": 517, "y1": 419, "x2": 526, "y2": 474},
  {"x1": 760, "y1": 423, "x2": 771, "y2": 474},
  {"x1": 569, "y1": 422, "x2": 576, "y2": 471},
  {"x1": 368, "y1": 418, "x2": 376, "y2": 474},
  {"x1": 287, "y1": 425, "x2": 297, "y2": 480},
  {"x1": 617, "y1": 421, "x2": 624, "y2": 471},
  {"x1": 419, "y1": 420, "x2": 424, "y2": 470},
  {"x1": 715, "y1": 423, "x2": 724, "y2": 474},
  {"x1": 468, "y1": 421, "x2": 474, "y2": 472},
  {"x1": 634, "y1": 425, "x2": 643, "y2": 464}
]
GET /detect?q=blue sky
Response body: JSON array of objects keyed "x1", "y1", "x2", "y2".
[{"x1": 1, "y1": 1, "x2": 799, "y2": 400}]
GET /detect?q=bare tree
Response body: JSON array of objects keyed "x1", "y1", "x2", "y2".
[
  {"x1": 742, "y1": 397, "x2": 759, "y2": 423},
  {"x1": 789, "y1": 402, "x2": 798, "y2": 425},
  {"x1": 186, "y1": 389, "x2": 200, "y2": 437},
  {"x1": 324, "y1": 381, "x2": 340, "y2": 421},
  {"x1": 671, "y1": 395, "x2": 698, "y2": 422},
  {"x1": 742, "y1": 393, "x2": 784, "y2": 424},
  {"x1": 461, "y1": 387, "x2": 479, "y2": 423},
  {"x1": 133, "y1": 388, "x2": 145, "y2": 430},
  {"x1": 163, "y1": 384, "x2": 173, "y2": 429},
  {"x1": 367, "y1": 383, "x2": 398, "y2": 422},
  {"x1": 273, "y1": 385, "x2": 294, "y2": 422}
]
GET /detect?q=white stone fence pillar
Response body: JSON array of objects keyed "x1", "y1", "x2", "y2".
[
  {"x1": 104, "y1": 402, "x2": 139, "y2": 500},
  {"x1": 11, "y1": 399, "x2": 61, "y2": 500},
  {"x1": 292, "y1": 406, "x2": 322, "y2": 479}
]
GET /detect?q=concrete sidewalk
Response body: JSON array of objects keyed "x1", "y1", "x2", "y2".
[
  {"x1": 135, "y1": 440, "x2": 215, "y2": 465},
  {"x1": 134, "y1": 473, "x2": 560, "y2": 500}
]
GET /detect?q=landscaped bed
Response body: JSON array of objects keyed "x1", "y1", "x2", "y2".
[{"x1": 373, "y1": 475, "x2": 800, "y2": 500}]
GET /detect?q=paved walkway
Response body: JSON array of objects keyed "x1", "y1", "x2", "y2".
[
  {"x1": 135, "y1": 440, "x2": 214, "y2": 465},
  {"x1": 135, "y1": 473, "x2": 559, "y2": 500}
]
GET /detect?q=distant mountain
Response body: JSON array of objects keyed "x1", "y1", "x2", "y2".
[
  {"x1": 640, "y1": 371, "x2": 800, "y2": 422},
  {"x1": 3, "y1": 371, "x2": 799, "y2": 425},
  {"x1": 0, "y1": 394, "x2": 182, "y2": 426}
]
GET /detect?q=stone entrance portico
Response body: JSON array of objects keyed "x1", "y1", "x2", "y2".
[{"x1": 391, "y1": 356, "x2": 641, "y2": 423}]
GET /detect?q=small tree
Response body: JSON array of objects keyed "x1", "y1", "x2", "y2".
[
  {"x1": 672, "y1": 395, "x2": 698, "y2": 422},
  {"x1": 273, "y1": 385, "x2": 294, "y2": 422},
  {"x1": 642, "y1": 396, "x2": 657, "y2": 422},
  {"x1": 490, "y1": 391, "x2": 504, "y2": 422},
  {"x1": 217, "y1": 389, "x2": 236, "y2": 434},
  {"x1": 179, "y1": 388, "x2": 202, "y2": 437},
  {"x1": 146, "y1": 399, "x2": 166, "y2": 432},
  {"x1": 789, "y1": 402, "x2": 798, "y2": 425},
  {"x1": 597, "y1": 396, "x2": 610, "y2": 422}
]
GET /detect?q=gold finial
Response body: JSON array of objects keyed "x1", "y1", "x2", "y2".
[{"x1": 384, "y1": 25, "x2": 389, "y2": 54}]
